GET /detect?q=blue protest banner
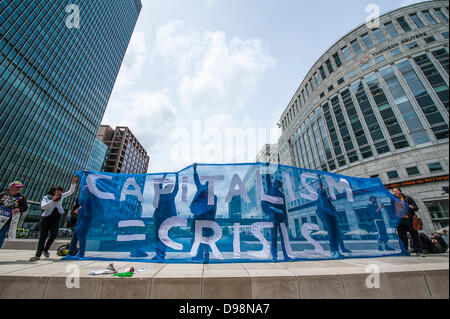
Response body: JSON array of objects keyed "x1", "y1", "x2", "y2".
[{"x1": 64, "y1": 163, "x2": 409, "y2": 263}]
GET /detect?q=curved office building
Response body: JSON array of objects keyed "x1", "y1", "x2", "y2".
[{"x1": 278, "y1": 1, "x2": 449, "y2": 233}]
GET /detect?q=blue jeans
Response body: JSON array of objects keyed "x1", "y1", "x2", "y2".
[
  {"x1": 323, "y1": 214, "x2": 346, "y2": 253},
  {"x1": 68, "y1": 229, "x2": 78, "y2": 256},
  {"x1": 0, "y1": 221, "x2": 10, "y2": 249}
]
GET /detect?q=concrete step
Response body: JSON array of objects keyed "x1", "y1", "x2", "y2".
[{"x1": 0, "y1": 250, "x2": 448, "y2": 299}]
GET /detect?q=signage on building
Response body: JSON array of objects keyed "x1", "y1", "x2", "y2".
[
  {"x1": 384, "y1": 175, "x2": 449, "y2": 189},
  {"x1": 373, "y1": 32, "x2": 428, "y2": 56}
]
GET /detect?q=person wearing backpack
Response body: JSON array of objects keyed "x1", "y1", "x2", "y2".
[{"x1": 29, "y1": 177, "x2": 78, "y2": 261}]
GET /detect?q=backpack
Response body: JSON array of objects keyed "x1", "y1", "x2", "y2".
[
  {"x1": 57, "y1": 244, "x2": 78, "y2": 256},
  {"x1": 412, "y1": 216, "x2": 423, "y2": 231}
]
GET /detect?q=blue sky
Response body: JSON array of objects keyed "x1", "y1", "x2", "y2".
[{"x1": 103, "y1": 0, "x2": 426, "y2": 173}]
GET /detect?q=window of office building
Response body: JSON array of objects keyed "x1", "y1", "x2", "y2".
[
  {"x1": 337, "y1": 77, "x2": 344, "y2": 85},
  {"x1": 361, "y1": 33, "x2": 374, "y2": 49},
  {"x1": 406, "y1": 166, "x2": 420, "y2": 176},
  {"x1": 355, "y1": 208, "x2": 377, "y2": 233},
  {"x1": 434, "y1": 8, "x2": 449, "y2": 22},
  {"x1": 431, "y1": 48, "x2": 449, "y2": 76},
  {"x1": 391, "y1": 48, "x2": 402, "y2": 56},
  {"x1": 351, "y1": 39, "x2": 362, "y2": 55},
  {"x1": 352, "y1": 81, "x2": 390, "y2": 154},
  {"x1": 384, "y1": 22, "x2": 399, "y2": 38},
  {"x1": 380, "y1": 66, "x2": 430, "y2": 145},
  {"x1": 323, "y1": 102, "x2": 344, "y2": 168},
  {"x1": 349, "y1": 70, "x2": 357, "y2": 78},
  {"x1": 372, "y1": 28, "x2": 386, "y2": 43},
  {"x1": 328, "y1": 85, "x2": 334, "y2": 92},
  {"x1": 333, "y1": 52, "x2": 342, "y2": 68},
  {"x1": 387, "y1": 170, "x2": 399, "y2": 179},
  {"x1": 340, "y1": 88, "x2": 372, "y2": 159},
  {"x1": 319, "y1": 65, "x2": 326, "y2": 80},
  {"x1": 428, "y1": 162, "x2": 443, "y2": 172},
  {"x1": 409, "y1": 13, "x2": 425, "y2": 28},
  {"x1": 341, "y1": 46, "x2": 352, "y2": 61},
  {"x1": 422, "y1": 10, "x2": 437, "y2": 24},
  {"x1": 442, "y1": 32, "x2": 449, "y2": 39},
  {"x1": 317, "y1": 114, "x2": 335, "y2": 170},
  {"x1": 365, "y1": 74, "x2": 409, "y2": 149},
  {"x1": 425, "y1": 200, "x2": 449, "y2": 222},
  {"x1": 413, "y1": 54, "x2": 449, "y2": 113},
  {"x1": 361, "y1": 61, "x2": 371, "y2": 71},
  {"x1": 397, "y1": 60, "x2": 449, "y2": 141},
  {"x1": 424, "y1": 36, "x2": 436, "y2": 43},
  {"x1": 407, "y1": 42, "x2": 418, "y2": 49},
  {"x1": 375, "y1": 55, "x2": 385, "y2": 63},
  {"x1": 331, "y1": 96, "x2": 357, "y2": 163},
  {"x1": 314, "y1": 72, "x2": 321, "y2": 86},
  {"x1": 396, "y1": 16, "x2": 411, "y2": 32},
  {"x1": 326, "y1": 59, "x2": 334, "y2": 73}
]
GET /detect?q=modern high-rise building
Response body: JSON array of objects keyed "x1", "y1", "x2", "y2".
[
  {"x1": 97, "y1": 125, "x2": 149, "y2": 174},
  {"x1": 86, "y1": 137, "x2": 108, "y2": 172},
  {"x1": 278, "y1": 1, "x2": 449, "y2": 233},
  {"x1": 0, "y1": 0, "x2": 142, "y2": 229}
]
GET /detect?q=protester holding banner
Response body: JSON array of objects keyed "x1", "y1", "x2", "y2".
[
  {"x1": 152, "y1": 173, "x2": 179, "y2": 261},
  {"x1": 29, "y1": 177, "x2": 78, "y2": 261},
  {"x1": 189, "y1": 163, "x2": 217, "y2": 263},
  {"x1": 367, "y1": 196, "x2": 394, "y2": 251},
  {"x1": 316, "y1": 177, "x2": 351, "y2": 259},
  {"x1": 0, "y1": 181, "x2": 28, "y2": 249},
  {"x1": 67, "y1": 198, "x2": 81, "y2": 256},
  {"x1": 392, "y1": 187, "x2": 423, "y2": 256},
  {"x1": 261, "y1": 163, "x2": 292, "y2": 262}
]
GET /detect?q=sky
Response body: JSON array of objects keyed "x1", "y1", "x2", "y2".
[{"x1": 102, "y1": 0, "x2": 427, "y2": 173}]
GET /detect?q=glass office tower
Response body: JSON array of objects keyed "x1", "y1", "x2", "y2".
[{"x1": 0, "y1": 0, "x2": 142, "y2": 202}]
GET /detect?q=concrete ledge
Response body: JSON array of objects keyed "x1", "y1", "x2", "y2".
[{"x1": 0, "y1": 250, "x2": 447, "y2": 299}]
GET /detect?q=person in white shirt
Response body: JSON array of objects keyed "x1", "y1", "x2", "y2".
[{"x1": 30, "y1": 177, "x2": 78, "y2": 261}]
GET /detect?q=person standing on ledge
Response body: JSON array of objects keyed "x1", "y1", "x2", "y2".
[
  {"x1": 152, "y1": 173, "x2": 179, "y2": 262},
  {"x1": 367, "y1": 196, "x2": 394, "y2": 251},
  {"x1": 261, "y1": 163, "x2": 293, "y2": 263},
  {"x1": 392, "y1": 187, "x2": 423, "y2": 257},
  {"x1": 30, "y1": 176, "x2": 78, "y2": 261},
  {"x1": 189, "y1": 163, "x2": 217, "y2": 264},
  {"x1": 0, "y1": 181, "x2": 28, "y2": 249}
]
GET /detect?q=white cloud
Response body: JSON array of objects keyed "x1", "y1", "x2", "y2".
[
  {"x1": 396, "y1": 0, "x2": 427, "y2": 9},
  {"x1": 114, "y1": 31, "x2": 147, "y2": 90},
  {"x1": 105, "y1": 20, "x2": 276, "y2": 173}
]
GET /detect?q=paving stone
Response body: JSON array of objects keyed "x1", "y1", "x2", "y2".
[
  {"x1": 98, "y1": 277, "x2": 152, "y2": 299},
  {"x1": 150, "y1": 278, "x2": 202, "y2": 299},
  {"x1": 298, "y1": 274, "x2": 346, "y2": 299},
  {"x1": 341, "y1": 273, "x2": 392, "y2": 299},
  {"x1": 0, "y1": 276, "x2": 48, "y2": 299},
  {"x1": 251, "y1": 276, "x2": 299, "y2": 299},
  {"x1": 384, "y1": 271, "x2": 432, "y2": 299},
  {"x1": 202, "y1": 277, "x2": 252, "y2": 299},
  {"x1": 43, "y1": 277, "x2": 102, "y2": 299},
  {"x1": 423, "y1": 269, "x2": 449, "y2": 299}
]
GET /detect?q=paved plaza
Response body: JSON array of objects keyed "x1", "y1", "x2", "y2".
[{"x1": 0, "y1": 248, "x2": 447, "y2": 299}]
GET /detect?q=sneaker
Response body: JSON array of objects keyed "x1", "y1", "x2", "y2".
[
  {"x1": 43, "y1": 251, "x2": 49, "y2": 258},
  {"x1": 384, "y1": 246, "x2": 395, "y2": 251},
  {"x1": 272, "y1": 259, "x2": 277, "y2": 263},
  {"x1": 29, "y1": 256, "x2": 40, "y2": 261},
  {"x1": 342, "y1": 249, "x2": 352, "y2": 253},
  {"x1": 416, "y1": 252, "x2": 426, "y2": 257},
  {"x1": 331, "y1": 252, "x2": 344, "y2": 259},
  {"x1": 378, "y1": 245, "x2": 385, "y2": 251}
]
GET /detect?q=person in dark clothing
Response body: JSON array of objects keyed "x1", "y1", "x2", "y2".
[
  {"x1": 367, "y1": 196, "x2": 394, "y2": 251},
  {"x1": 0, "y1": 181, "x2": 28, "y2": 248},
  {"x1": 316, "y1": 177, "x2": 351, "y2": 259},
  {"x1": 260, "y1": 163, "x2": 292, "y2": 262},
  {"x1": 67, "y1": 199, "x2": 81, "y2": 256},
  {"x1": 30, "y1": 177, "x2": 77, "y2": 261},
  {"x1": 189, "y1": 163, "x2": 217, "y2": 263},
  {"x1": 419, "y1": 232, "x2": 448, "y2": 254},
  {"x1": 392, "y1": 187, "x2": 423, "y2": 256},
  {"x1": 152, "y1": 173, "x2": 179, "y2": 262}
]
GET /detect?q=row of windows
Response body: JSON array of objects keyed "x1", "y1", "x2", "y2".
[
  {"x1": 288, "y1": 53, "x2": 449, "y2": 173},
  {"x1": 385, "y1": 161, "x2": 444, "y2": 180},
  {"x1": 281, "y1": 6, "x2": 449, "y2": 132}
]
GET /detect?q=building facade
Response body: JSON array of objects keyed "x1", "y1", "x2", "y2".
[
  {"x1": 0, "y1": 0, "x2": 142, "y2": 231},
  {"x1": 255, "y1": 144, "x2": 280, "y2": 164},
  {"x1": 98, "y1": 125, "x2": 149, "y2": 174},
  {"x1": 86, "y1": 137, "x2": 108, "y2": 172},
  {"x1": 278, "y1": 1, "x2": 449, "y2": 234}
]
